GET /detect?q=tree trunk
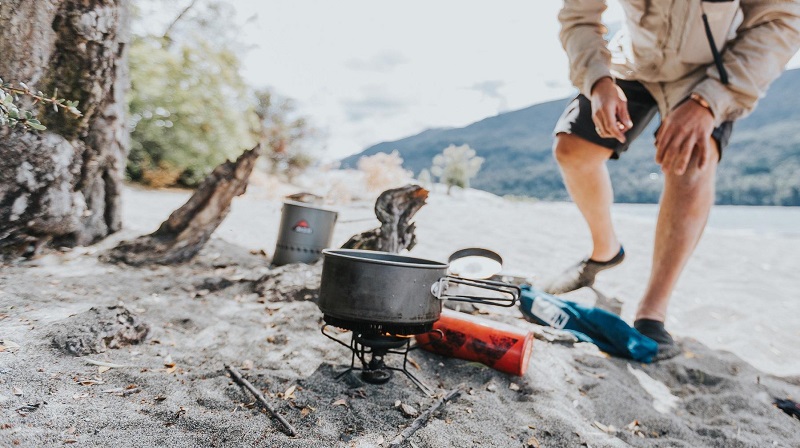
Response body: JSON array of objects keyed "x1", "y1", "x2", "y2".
[{"x1": 0, "y1": 0, "x2": 130, "y2": 260}]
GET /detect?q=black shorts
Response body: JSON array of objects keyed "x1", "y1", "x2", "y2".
[{"x1": 553, "y1": 79, "x2": 733, "y2": 160}]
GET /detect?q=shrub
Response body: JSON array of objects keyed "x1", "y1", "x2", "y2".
[
  {"x1": 417, "y1": 168, "x2": 433, "y2": 188},
  {"x1": 430, "y1": 144, "x2": 484, "y2": 194},
  {"x1": 358, "y1": 151, "x2": 413, "y2": 192}
]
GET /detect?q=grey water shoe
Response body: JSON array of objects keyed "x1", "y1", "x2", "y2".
[{"x1": 541, "y1": 246, "x2": 625, "y2": 295}]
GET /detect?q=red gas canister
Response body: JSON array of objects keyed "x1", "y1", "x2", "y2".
[{"x1": 415, "y1": 309, "x2": 534, "y2": 376}]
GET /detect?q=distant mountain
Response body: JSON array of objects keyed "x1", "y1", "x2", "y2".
[{"x1": 343, "y1": 69, "x2": 800, "y2": 205}]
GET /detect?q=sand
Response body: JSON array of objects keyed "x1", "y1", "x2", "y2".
[{"x1": 1, "y1": 177, "x2": 798, "y2": 447}]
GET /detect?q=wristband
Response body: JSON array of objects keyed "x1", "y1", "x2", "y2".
[{"x1": 689, "y1": 92, "x2": 714, "y2": 118}]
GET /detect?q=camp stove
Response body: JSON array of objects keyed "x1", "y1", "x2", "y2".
[
  {"x1": 315, "y1": 249, "x2": 519, "y2": 397},
  {"x1": 321, "y1": 325, "x2": 435, "y2": 396}
]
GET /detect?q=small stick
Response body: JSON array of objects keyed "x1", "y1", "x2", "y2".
[
  {"x1": 388, "y1": 386, "x2": 462, "y2": 447},
  {"x1": 225, "y1": 365, "x2": 297, "y2": 437},
  {"x1": 83, "y1": 358, "x2": 131, "y2": 368}
]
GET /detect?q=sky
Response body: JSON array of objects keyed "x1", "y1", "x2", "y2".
[{"x1": 226, "y1": 0, "x2": 800, "y2": 160}]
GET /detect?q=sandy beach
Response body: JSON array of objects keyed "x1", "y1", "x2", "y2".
[{"x1": 1, "y1": 177, "x2": 798, "y2": 447}]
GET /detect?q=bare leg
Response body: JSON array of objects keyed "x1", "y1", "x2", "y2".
[
  {"x1": 553, "y1": 133, "x2": 621, "y2": 261},
  {"x1": 636, "y1": 142, "x2": 719, "y2": 321}
]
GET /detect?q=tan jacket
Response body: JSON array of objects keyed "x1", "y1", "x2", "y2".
[{"x1": 559, "y1": 0, "x2": 800, "y2": 126}]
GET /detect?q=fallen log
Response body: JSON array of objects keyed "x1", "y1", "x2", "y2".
[
  {"x1": 341, "y1": 184, "x2": 428, "y2": 253},
  {"x1": 106, "y1": 145, "x2": 260, "y2": 265}
]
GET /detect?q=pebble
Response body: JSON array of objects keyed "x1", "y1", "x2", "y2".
[{"x1": 400, "y1": 403, "x2": 419, "y2": 417}]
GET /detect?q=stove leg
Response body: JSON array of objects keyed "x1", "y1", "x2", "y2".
[
  {"x1": 398, "y1": 368, "x2": 434, "y2": 397},
  {"x1": 334, "y1": 367, "x2": 354, "y2": 381}
]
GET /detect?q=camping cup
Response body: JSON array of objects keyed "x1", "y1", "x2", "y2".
[
  {"x1": 272, "y1": 201, "x2": 338, "y2": 266},
  {"x1": 414, "y1": 308, "x2": 534, "y2": 376}
]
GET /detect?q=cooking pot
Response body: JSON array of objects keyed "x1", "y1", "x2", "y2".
[{"x1": 317, "y1": 249, "x2": 520, "y2": 335}]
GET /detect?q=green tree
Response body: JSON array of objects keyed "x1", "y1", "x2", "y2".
[
  {"x1": 126, "y1": 34, "x2": 254, "y2": 187},
  {"x1": 431, "y1": 144, "x2": 484, "y2": 194},
  {"x1": 252, "y1": 89, "x2": 316, "y2": 182},
  {"x1": 127, "y1": 0, "x2": 316, "y2": 188}
]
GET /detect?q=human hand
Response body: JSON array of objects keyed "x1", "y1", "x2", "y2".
[
  {"x1": 590, "y1": 77, "x2": 633, "y2": 143},
  {"x1": 655, "y1": 99, "x2": 715, "y2": 175}
]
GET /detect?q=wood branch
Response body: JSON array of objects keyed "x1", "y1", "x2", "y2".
[
  {"x1": 163, "y1": 0, "x2": 199, "y2": 41},
  {"x1": 225, "y1": 365, "x2": 298, "y2": 437},
  {"x1": 284, "y1": 192, "x2": 324, "y2": 204},
  {"x1": 341, "y1": 184, "x2": 428, "y2": 253},
  {"x1": 106, "y1": 145, "x2": 260, "y2": 266},
  {"x1": 388, "y1": 386, "x2": 462, "y2": 447}
]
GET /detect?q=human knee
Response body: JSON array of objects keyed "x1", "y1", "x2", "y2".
[
  {"x1": 553, "y1": 134, "x2": 608, "y2": 168},
  {"x1": 663, "y1": 163, "x2": 716, "y2": 192},
  {"x1": 553, "y1": 134, "x2": 583, "y2": 167},
  {"x1": 664, "y1": 157, "x2": 718, "y2": 188},
  {"x1": 663, "y1": 141, "x2": 720, "y2": 190}
]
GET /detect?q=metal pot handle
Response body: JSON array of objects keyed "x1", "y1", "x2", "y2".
[{"x1": 432, "y1": 275, "x2": 520, "y2": 307}]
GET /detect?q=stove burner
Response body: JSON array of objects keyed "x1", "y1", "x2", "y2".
[
  {"x1": 353, "y1": 334, "x2": 409, "y2": 350},
  {"x1": 360, "y1": 359, "x2": 392, "y2": 385},
  {"x1": 321, "y1": 326, "x2": 434, "y2": 396},
  {"x1": 322, "y1": 314, "x2": 434, "y2": 337}
]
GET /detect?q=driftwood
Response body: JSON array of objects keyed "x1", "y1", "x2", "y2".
[
  {"x1": 284, "y1": 192, "x2": 324, "y2": 204},
  {"x1": 388, "y1": 386, "x2": 462, "y2": 447},
  {"x1": 107, "y1": 146, "x2": 260, "y2": 266},
  {"x1": 225, "y1": 365, "x2": 298, "y2": 437},
  {"x1": 341, "y1": 184, "x2": 428, "y2": 253}
]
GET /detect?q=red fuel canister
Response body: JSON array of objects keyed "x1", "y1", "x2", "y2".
[{"x1": 414, "y1": 309, "x2": 534, "y2": 376}]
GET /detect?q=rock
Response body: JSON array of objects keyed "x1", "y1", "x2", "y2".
[
  {"x1": 51, "y1": 306, "x2": 149, "y2": 356},
  {"x1": 253, "y1": 263, "x2": 322, "y2": 302},
  {"x1": 198, "y1": 277, "x2": 235, "y2": 292},
  {"x1": 399, "y1": 403, "x2": 419, "y2": 417},
  {"x1": 591, "y1": 288, "x2": 623, "y2": 316}
]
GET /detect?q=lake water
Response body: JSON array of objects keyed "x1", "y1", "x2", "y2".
[{"x1": 613, "y1": 204, "x2": 800, "y2": 237}]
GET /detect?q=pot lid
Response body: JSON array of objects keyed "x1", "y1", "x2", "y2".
[
  {"x1": 447, "y1": 248, "x2": 503, "y2": 280},
  {"x1": 322, "y1": 249, "x2": 448, "y2": 269},
  {"x1": 283, "y1": 200, "x2": 339, "y2": 214}
]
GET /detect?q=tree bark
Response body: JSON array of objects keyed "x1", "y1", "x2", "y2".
[
  {"x1": 106, "y1": 146, "x2": 261, "y2": 266},
  {"x1": 0, "y1": 0, "x2": 130, "y2": 261},
  {"x1": 341, "y1": 185, "x2": 429, "y2": 253}
]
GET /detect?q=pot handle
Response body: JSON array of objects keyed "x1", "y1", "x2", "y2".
[{"x1": 432, "y1": 275, "x2": 520, "y2": 307}]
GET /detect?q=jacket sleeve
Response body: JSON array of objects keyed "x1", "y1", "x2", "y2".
[
  {"x1": 693, "y1": 0, "x2": 800, "y2": 126},
  {"x1": 558, "y1": 0, "x2": 612, "y2": 97}
]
